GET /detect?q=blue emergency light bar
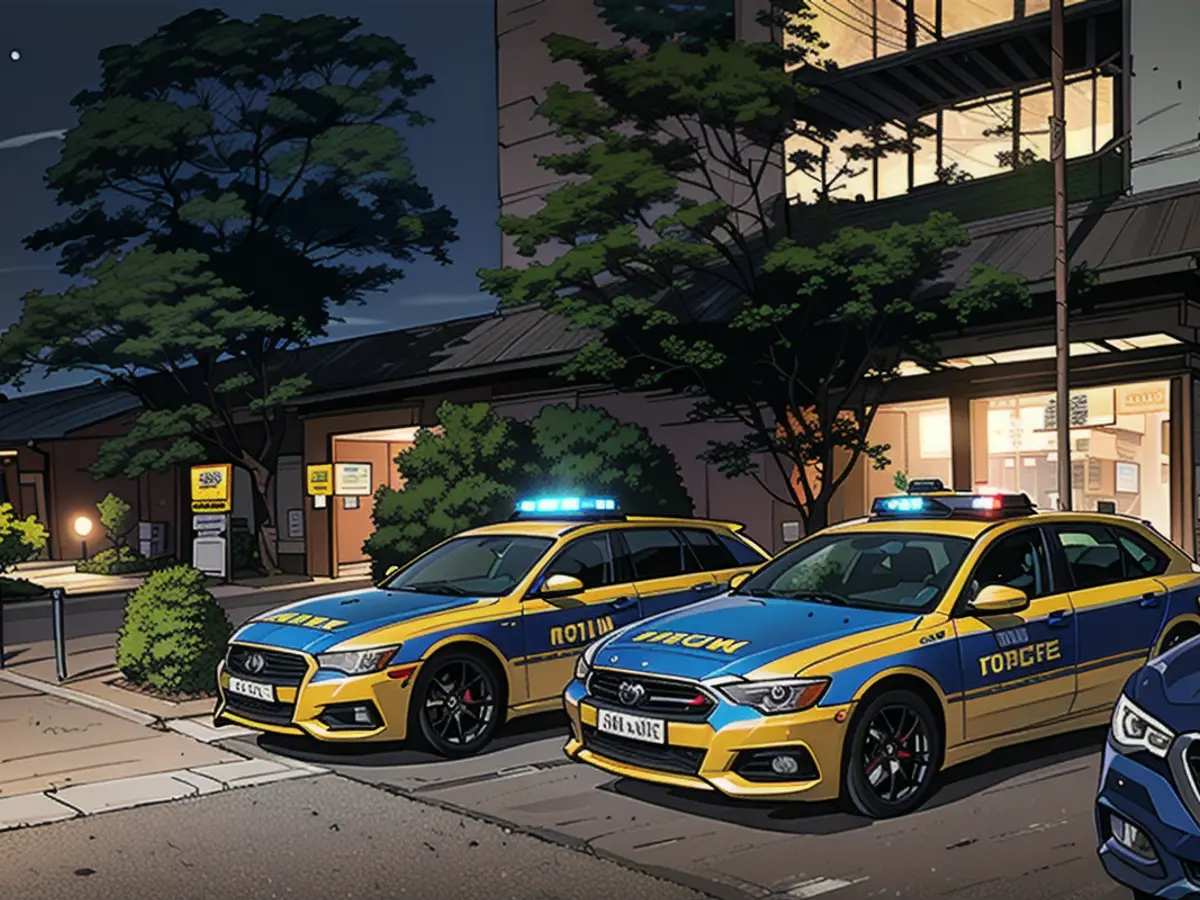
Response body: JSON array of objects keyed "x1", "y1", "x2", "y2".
[
  {"x1": 513, "y1": 496, "x2": 620, "y2": 517},
  {"x1": 871, "y1": 491, "x2": 1035, "y2": 519}
]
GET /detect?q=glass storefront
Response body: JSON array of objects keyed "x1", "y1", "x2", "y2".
[{"x1": 970, "y1": 380, "x2": 1172, "y2": 536}]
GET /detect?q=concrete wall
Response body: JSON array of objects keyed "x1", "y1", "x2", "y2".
[{"x1": 1130, "y1": 0, "x2": 1200, "y2": 193}]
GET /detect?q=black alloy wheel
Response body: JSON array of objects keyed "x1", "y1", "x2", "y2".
[
  {"x1": 413, "y1": 653, "x2": 501, "y2": 758},
  {"x1": 843, "y1": 689, "x2": 942, "y2": 819}
]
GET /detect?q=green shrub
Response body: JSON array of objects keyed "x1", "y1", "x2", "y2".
[
  {"x1": 116, "y1": 565, "x2": 232, "y2": 694},
  {"x1": 77, "y1": 545, "x2": 177, "y2": 575},
  {"x1": 365, "y1": 401, "x2": 695, "y2": 580},
  {"x1": 0, "y1": 503, "x2": 48, "y2": 573},
  {"x1": 230, "y1": 524, "x2": 262, "y2": 575},
  {"x1": 97, "y1": 492, "x2": 134, "y2": 550}
]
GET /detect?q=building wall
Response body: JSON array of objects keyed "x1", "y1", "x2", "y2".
[{"x1": 1129, "y1": 0, "x2": 1200, "y2": 193}]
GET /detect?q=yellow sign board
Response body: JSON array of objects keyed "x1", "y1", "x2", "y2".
[
  {"x1": 306, "y1": 464, "x2": 333, "y2": 496},
  {"x1": 190, "y1": 464, "x2": 232, "y2": 513}
]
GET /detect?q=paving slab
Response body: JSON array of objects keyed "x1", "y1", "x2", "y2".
[
  {"x1": 51, "y1": 771, "x2": 217, "y2": 815},
  {"x1": 0, "y1": 792, "x2": 78, "y2": 831},
  {"x1": 190, "y1": 757, "x2": 307, "y2": 787},
  {"x1": 166, "y1": 716, "x2": 255, "y2": 743}
]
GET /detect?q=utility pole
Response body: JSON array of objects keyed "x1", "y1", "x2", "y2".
[{"x1": 1051, "y1": 0, "x2": 1071, "y2": 510}]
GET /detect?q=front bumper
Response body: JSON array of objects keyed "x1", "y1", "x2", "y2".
[
  {"x1": 1096, "y1": 741, "x2": 1200, "y2": 898},
  {"x1": 213, "y1": 649, "x2": 422, "y2": 742},
  {"x1": 562, "y1": 675, "x2": 853, "y2": 802}
]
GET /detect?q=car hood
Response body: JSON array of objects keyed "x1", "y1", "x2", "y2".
[
  {"x1": 593, "y1": 593, "x2": 920, "y2": 681},
  {"x1": 230, "y1": 588, "x2": 490, "y2": 655}
]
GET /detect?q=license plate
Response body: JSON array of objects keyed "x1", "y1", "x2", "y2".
[
  {"x1": 597, "y1": 708, "x2": 664, "y2": 744},
  {"x1": 227, "y1": 677, "x2": 275, "y2": 702}
]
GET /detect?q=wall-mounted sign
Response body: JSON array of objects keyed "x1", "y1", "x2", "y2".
[
  {"x1": 286, "y1": 508, "x2": 305, "y2": 539},
  {"x1": 334, "y1": 462, "x2": 372, "y2": 496},
  {"x1": 306, "y1": 464, "x2": 333, "y2": 496},
  {"x1": 190, "y1": 464, "x2": 232, "y2": 513}
]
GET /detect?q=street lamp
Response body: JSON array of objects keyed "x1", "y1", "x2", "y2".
[{"x1": 73, "y1": 515, "x2": 93, "y2": 560}]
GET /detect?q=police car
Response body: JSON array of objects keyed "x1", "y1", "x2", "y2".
[
  {"x1": 564, "y1": 481, "x2": 1200, "y2": 818},
  {"x1": 1096, "y1": 633, "x2": 1200, "y2": 898},
  {"x1": 213, "y1": 497, "x2": 769, "y2": 757}
]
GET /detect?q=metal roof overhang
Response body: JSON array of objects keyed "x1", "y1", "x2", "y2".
[{"x1": 797, "y1": 0, "x2": 1123, "y2": 130}]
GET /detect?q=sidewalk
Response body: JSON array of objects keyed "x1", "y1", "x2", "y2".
[{"x1": 0, "y1": 650, "x2": 326, "y2": 833}]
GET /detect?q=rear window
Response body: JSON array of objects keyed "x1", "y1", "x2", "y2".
[
  {"x1": 680, "y1": 529, "x2": 738, "y2": 572},
  {"x1": 621, "y1": 528, "x2": 687, "y2": 580},
  {"x1": 716, "y1": 532, "x2": 767, "y2": 566}
]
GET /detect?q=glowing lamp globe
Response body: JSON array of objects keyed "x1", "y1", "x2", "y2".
[{"x1": 73, "y1": 516, "x2": 94, "y2": 538}]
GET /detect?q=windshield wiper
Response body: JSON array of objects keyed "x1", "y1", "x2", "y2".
[
  {"x1": 775, "y1": 590, "x2": 850, "y2": 606},
  {"x1": 396, "y1": 581, "x2": 473, "y2": 596}
]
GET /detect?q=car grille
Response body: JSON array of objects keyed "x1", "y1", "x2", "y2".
[
  {"x1": 587, "y1": 669, "x2": 716, "y2": 721},
  {"x1": 581, "y1": 725, "x2": 705, "y2": 776},
  {"x1": 222, "y1": 693, "x2": 296, "y2": 727},
  {"x1": 225, "y1": 644, "x2": 309, "y2": 687}
]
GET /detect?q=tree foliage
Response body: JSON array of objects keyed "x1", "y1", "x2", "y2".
[
  {"x1": 365, "y1": 401, "x2": 693, "y2": 578},
  {"x1": 97, "y1": 492, "x2": 135, "y2": 551},
  {"x1": 480, "y1": 1, "x2": 1030, "y2": 531},
  {"x1": 0, "y1": 10, "x2": 456, "y2": 570},
  {"x1": 0, "y1": 503, "x2": 48, "y2": 574}
]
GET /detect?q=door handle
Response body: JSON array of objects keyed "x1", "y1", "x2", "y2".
[
  {"x1": 1047, "y1": 609, "x2": 1073, "y2": 627},
  {"x1": 610, "y1": 597, "x2": 638, "y2": 611},
  {"x1": 1140, "y1": 593, "x2": 1165, "y2": 608},
  {"x1": 691, "y1": 583, "x2": 712, "y2": 592}
]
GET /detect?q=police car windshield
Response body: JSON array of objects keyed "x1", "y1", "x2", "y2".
[
  {"x1": 382, "y1": 535, "x2": 555, "y2": 598},
  {"x1": 736, "y1": 532, "x2": 972, "y2": 613}
]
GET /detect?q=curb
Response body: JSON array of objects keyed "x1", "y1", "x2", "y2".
[
  {"x1": 0, "y1": 758, "x2": 328, "y2": 833},
  {"x1": 0, "y1": 669, "x2": 159, "y2": 727}
]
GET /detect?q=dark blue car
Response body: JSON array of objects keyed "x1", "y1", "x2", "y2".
[{"x1": 1097, "y1": 630, "x2": 1200, "y2": 898}]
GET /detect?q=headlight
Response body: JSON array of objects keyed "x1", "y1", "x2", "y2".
[
  {"x1": 718, "y1": 677, "x2": 829, "y2": 715},
  {"x1": 316, "y1": 645, "x2": 401, "y2": 676},
  {"x1": 1111, "y1": 694, "x2": 1175, "y2": 758},
  {"x1": 575, "y1": 640, "x2": 602, "y2": 680}
]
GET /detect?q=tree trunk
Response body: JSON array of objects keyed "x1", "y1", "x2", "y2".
[{"x1": 241, "y1": 456, "x2": 281, "y2": 576}]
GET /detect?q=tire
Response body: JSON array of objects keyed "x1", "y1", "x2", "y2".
[
  {"x1": 1162, "y1": 626, "x2": 1199, "y2": 653},
  {"x1": 411, "y1": 651, "x2": 503, "y2": 759},
  {"x1": 842, "y1": 688, "x2": 942, "y2": 819}
]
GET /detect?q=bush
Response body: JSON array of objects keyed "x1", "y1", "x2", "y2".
[
  {"x1": 0, "y1": 503, "x2": 48, "y2": 573},
  {"x1": 230, "y1": 523, "x2": 262, "y2": 575},
  {"x1": 97, "y1": 492, "x2": 134, "y2": 551},
  {"x1": 364, "y1": 402, "x2": 538, "y2": 579},
  {"x1": 77, "y1": 545, "x2": 176, "y2": 575},
  {"x1": 116, "y1": 565, "x2": 232, "y2": 694},
  {"x1": 365, "y1": 401, "x2": 694, "y2": 579}
]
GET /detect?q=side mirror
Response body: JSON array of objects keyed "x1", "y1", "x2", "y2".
[
  {"x1": 538, "y1": 574, "x2": 584, "y2": 598},
  {"x1": 728, "y1": 571, "x2": 752, "y2": 591},
  {"x1": 385, "y1": 565, "x2": 400, "y2": 578},
  {"x1": 969, "y1": 584, "x2": 1030, "y2": 615}
]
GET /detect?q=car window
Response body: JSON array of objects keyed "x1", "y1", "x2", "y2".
[
  {"x1": 716, "y1": 532, "x2": 767, "y2": 566},
  {"x1": 680, "y1": 529, "x2": 739, "y2": 572},
  {"x1": 621, "y1": 529, "x2": 686, "y2": 580},
  {"x1": 1113, "y1": 527, "x2": 1171, "y2": 577},
  {"x1": 738, "y1": 531, "x2": 972, "y2": 613},
  {"x1": 1053, "y1": 524, "x2": 1126, "y2": 588},
  {"x1": 542, "y1": 535, "x2": 616, "y2": 590},
  {"x1": 968, "y1": 529, "x2": 1051, "y2": 601},
  {"x1": 385, "y1": 535, "x2": 554, "y2": 597}
]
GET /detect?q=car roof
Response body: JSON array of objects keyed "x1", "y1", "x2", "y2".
[
  {"x1": 829, "y1": 509, "x2": 1168, "y2": 542},
  {"x1": 460, "y1": 516, "x2": 748, "y2": 540}
]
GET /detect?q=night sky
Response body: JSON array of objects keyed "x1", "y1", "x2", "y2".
[{"x1": 0, "y1": 0, "x2": 499, "y2": 396}]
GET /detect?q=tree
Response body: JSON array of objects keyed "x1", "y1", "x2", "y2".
[
  {"x1": 0, "y1": 10, "x2": 456, "y2": 571},
  {"x1": 97, "y1": 492, "x2": 135, "y2": 552},
  {"x1": 365, "y1": 401, "x2": 695, "y2": 578},
  {"x1": 364, "y1": 402, "x2": 538, "y2": 578},
  {"x1": 479, "y1": 1, "x2": 1030, "y2": 532},
  {"x1": 530, "y1": 404, "x2": 692, "y2": 516}
]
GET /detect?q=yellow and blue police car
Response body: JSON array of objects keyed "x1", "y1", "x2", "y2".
[
  {"x1": 564, "y1": 480, "x2": 1200, "y2": 818},
  {"x1": 213, "y1": 496, "x2": 769, "y2": 758}
]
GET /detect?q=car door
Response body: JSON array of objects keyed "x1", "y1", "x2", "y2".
[
  {"x1": 521, "y1": 532, "x2": 642, "y2": 702},
  {"x1": 1051, "y1": 523, "x2": 1172, "y2": 716},
  {"x1": 617, "y1": 527, "x2": 718, "y2": 618},
  {"x1": 679, "y1": 527, "x2": 767, "y2": 590},
  {"x1": 954, "y1": 526, "x2": 1079, "y2": 742}
]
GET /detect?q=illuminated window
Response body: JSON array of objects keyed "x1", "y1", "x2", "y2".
[{"x1": 942, "y1": 97, "x2": 1013, "y2": 179}]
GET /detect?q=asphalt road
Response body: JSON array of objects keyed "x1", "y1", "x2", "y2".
[
  {"x1": 0, "y1": 774, "x2": 714, "y2": 900},
  {"x1": 226, "y1": 717, "x2": 1136, "y2": 900}
]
